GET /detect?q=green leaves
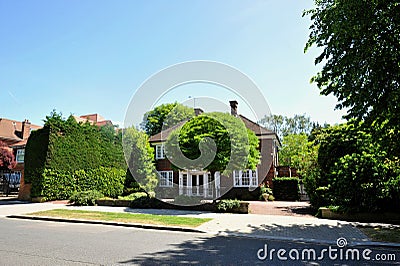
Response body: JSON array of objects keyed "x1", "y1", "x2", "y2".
[
  {"x1": 123, "y1": 127, "x2": 158, "y2": 194},
  {"x1": 165, "y1": 112, "x2": 260, "y2": 174},
  {"x1": 305, "y1": 0, "x2": 400, "y2": 156},
  {"x1": 25, "y1": 111, "x2": 127, "y2": 199},
  {"x1": 141, "y1": 102, "x2": 194, "y2": 136}
]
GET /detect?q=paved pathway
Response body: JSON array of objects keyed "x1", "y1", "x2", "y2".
[
  {"x1": 248, "y1": 201, "x2": 314, "y2": 217},
  {"x1": 0, "y1": 200, "x2": 371, "y2": 245}
]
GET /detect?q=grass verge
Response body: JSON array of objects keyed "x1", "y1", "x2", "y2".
[
  {"x1": 27, "y1": 209, "x2": 211, "y2": 228},
  {"x1": 360, "y1": 227, "x2": 400, "y2": 243}
]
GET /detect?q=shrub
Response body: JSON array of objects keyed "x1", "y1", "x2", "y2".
[
  {"x1": 118, "y1": 192, "x2": 148, "y2": 201},
  {"x1": 173, "y1": 195, "x2": 202, "y2": 205},
  {"x1": 25, "y1": 112, "x2": 127, "y2": 199},
  {"x1": 216, "y1": 199, "x2": 241, "y2": 211},
  {"x1": 272, "y1": 177, "x2": 300, "y2": 201},
  {"x1": 32, "y1": 167, "x2": 126, "y2": 200},
  {"x1": 259, "y1": 184, "x2": 273, "y2": 201},
  {"x1": 69, "y1": 190, "x2": 104, "y2": 206}
]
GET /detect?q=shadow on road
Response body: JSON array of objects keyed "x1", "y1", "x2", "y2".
[{"x1": 117, "y1": 223, "x2": 388, "y2": 265}]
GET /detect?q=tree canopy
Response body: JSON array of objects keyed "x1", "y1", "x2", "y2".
[
  {"x1": 123, "y1": 126, "x2": 158, "y2": 194},
  {"x1": 141, "y1": 102, "x2": 194, "y2": 136},
  {"x1": 304, "y1": 0, "x2": 400, "y2": 154},
  {"x1": 259, "y1": 114, "x2": 314, "y2": 138},
  {"x1": 0, "y1": 140, "x2": 16, "y2": 170},
  {"x1": 165, "y1": 112, "x2": 260, "y2": 174}
]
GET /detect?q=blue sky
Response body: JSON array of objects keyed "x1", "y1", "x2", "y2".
[{"x1": 0, "y1": 0, "x2": 347, "y2": 127}]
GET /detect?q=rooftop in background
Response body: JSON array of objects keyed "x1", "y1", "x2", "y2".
[
  {"x1": 73, "y1": 114, "x2": 113, "y2": 127},
  {"x1": 149, "y1": 100, "x2": 278, "y2": 143},
  {"x1": 0, "y1": 118, "x2": 42, "y2": 147}
]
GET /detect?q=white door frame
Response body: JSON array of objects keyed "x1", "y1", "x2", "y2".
[{"x1": 179, "y1": 171, "x2": 220, "y2": 198}]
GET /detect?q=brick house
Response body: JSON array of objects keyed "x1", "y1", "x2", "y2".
[
  {"x1": 0, "y1": 118, "x2": 41, "y2": 198},
  {"x1": 73, "y1": 114, "x2": 113, "y2": 127},
  {"x1": 149, "y1": 101, "x2": 281, "y2": 200}
]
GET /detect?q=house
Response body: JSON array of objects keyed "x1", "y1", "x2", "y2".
[
  {"x1": 0, "y1": 118, "x2": 41, "y2": 198},
  {"x1": 73, "y1": 114, "x2": 113, "y2": 127},
  {"x1": 149, "y1": 101, "x2": 280, "y2": 200}
]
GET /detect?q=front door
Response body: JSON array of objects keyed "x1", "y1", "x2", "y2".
[{"x1": 179, "y1": 171, "x2": 220, "y2": 198}]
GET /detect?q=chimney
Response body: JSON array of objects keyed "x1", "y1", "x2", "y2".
[
  {"x1": 194, "y1": 108, "x2": 204, "y2": 116},
  {"x1": 229, "y1": 100, "x2": 238, "y2": 116},
  {"x1": 22, "y1": 119, "x2": 31, "y2": 139}
]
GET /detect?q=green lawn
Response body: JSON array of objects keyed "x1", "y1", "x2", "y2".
[
  {"x1": 28, "y1": 209, "x2": 212, "y2": 228},
  {"x1": 360, "y1": 227, "x2": 400, "y2": 243}
]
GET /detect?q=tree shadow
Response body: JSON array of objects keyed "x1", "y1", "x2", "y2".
[
  {"x1": 275, "y1": 205, "x2": 316, "y2": 216},
  {"x1": 116, "y1": 223, "x2": 383, "y2": 265}
]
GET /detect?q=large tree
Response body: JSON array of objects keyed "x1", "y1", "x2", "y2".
[
  {"x1": 0, "y1": 140, "x2": 16, "y2": 170},
  {"x1": 122, "y1": 127, "x2": 158, "y2": 194},
  {"x1": 304, "y1": 0, "x2": 400, "y2": 154},
  {"x1": 141, "y1": 103, "x2": 194, "y2": 136},
  {"x1": 165, "y1": 112, "x2": 260, "y2": 175}
]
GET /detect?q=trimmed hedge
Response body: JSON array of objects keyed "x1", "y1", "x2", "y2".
[
  {"x1": 31, "y1": 167, "x2": 126, "y2": 200},
  {"x1": 25, "y1": 113, "x2": 127, "y2": 199},
  {"x1": 273, "y1": 177, "x2": 300, "y2": 201}
]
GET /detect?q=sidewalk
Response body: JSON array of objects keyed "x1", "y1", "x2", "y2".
[{"x1": 1, "y1": 201, "x2": 376, "y2": 246}]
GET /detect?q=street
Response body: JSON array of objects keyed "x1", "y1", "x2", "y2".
[{"x1": 0, "y1": 218, "x2": 399, "y2": 265}]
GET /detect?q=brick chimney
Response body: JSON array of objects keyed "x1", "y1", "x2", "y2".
[
  {"x1": 22, "y1": 119, "x2": 31, "y2": 139},
  {"x1": 194, "y1": 108, "x2": 204, "y2": 116},
  {"x1": 229, "y1": 100, "x2": 238, "y2": 117}
]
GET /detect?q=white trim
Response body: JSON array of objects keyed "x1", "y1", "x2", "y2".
[
  {"x1": 233, "y1": 169, "x2": 258, "y2": 187},
  {"x1": 16, "y1": 149, "x2": 25, "y2": 163},
  {"x1": 155, "y1": 144, "x2": 165, "y2": 159},
  {"x1": 158, "y1": 170, "x2": 173, "y2": 187},
  {"x1": 178, "y1": 170, "x2": 220, "y2": 198}
]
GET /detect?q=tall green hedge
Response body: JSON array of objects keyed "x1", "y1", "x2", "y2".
[
  {"x1": 273, "y1": 177, "x2": 300, "y2": 201},
  {"x1": 25, "y1": 112, "x2": 127, "y2": 199}
]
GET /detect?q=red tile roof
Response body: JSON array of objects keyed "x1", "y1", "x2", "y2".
[
  {"x1": 0, "y1": 118, "x2": 41, "y2": 146},
  {"x1": 73, "y1": 114, "x2": 113, "y2": 126},
  {"x1": 149, "y1": 114, "x2": 279, "y2": 143}
]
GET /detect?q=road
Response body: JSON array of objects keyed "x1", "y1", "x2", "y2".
[{"x1": 0, "y1": 218, "x2": 399, "y2": 265}]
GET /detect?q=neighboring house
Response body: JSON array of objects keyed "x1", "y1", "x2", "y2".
[
  {"x1": 73, "y1": 114, "x2": 113, "y2": 127},
  {"x1": 149, "y1": 101, "x2": 281, "y2": 200},
  {"x1": 0, "y1": 118, "x2": 41, "y2": 197}
]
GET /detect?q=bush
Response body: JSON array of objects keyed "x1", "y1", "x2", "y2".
[
  {"x1": 216, "y1": 199, "x2": 241, "y2": 211},
  {"x1": 259, "y1": 184, "x2": 273, "y2": 201},
  {"x1": 69, "y1": 190, "x2": 104, "y2": 206},
  {"x1": 25, "y1": 112, "x2": 127, "y2": 199},
  {"x1": 118, "y1": 192, "x2": 148, "y2": 201},
  {"x1": 273, "y1": 177, "x2": 300, "y2": 201},
  {"x1": 173, "y1": 195, "x2": 202, "y2": 205},
  {"x1": 32, "y1": 167, "x2": 126, "y2": 200}
]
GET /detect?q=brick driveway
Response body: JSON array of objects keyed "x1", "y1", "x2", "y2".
[{"x1": 248, "y1": 201, "x2": 315, "y2": 217}]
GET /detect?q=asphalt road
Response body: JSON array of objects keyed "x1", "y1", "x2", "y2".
[{"x1": 0, "y1": 218, "x2": 399, "y2": 265}]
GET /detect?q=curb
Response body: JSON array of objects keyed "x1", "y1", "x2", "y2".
[{"x1": 7, "y1": 215, "x2": 206, "y2": 234}]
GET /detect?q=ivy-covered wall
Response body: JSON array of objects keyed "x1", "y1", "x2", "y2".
[{"x1": 24, "y1": 113, "x2": 127, "y2": 199}]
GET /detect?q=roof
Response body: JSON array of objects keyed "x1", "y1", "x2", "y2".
[
  {"x1": 73, "y1": 114, "x2": 113, "y2": 126},
  {"x1": 149, "y1": 114, "x2": 280, "y2": 144},
  {"x1": 0, "y1": 118, "x2": 41, "y2": 146},
  {"x1": 149, "y1": 121, "x2": 186, "y2": 143}
]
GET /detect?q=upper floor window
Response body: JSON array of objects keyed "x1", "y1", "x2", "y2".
[
  {"x1": 155, "y1": 144, "x2": 165, "y2": 159},
  {"x1": 16, "y1": 149, "x2": 25, "y2": 163}
]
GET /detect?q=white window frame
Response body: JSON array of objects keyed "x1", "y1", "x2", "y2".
[
  {"x1": 233, "y1": 169, "x2": 258, "y2": 187},
  {"x1": 155, "y1": 144, "x2": 165, "y2": 159},
  {"x1": 158, "y1": 171, "x2": 173, "y2": 187},
  {"x1": 16, "y1": 149, "x2": 25, "y2": 163}
]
